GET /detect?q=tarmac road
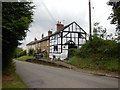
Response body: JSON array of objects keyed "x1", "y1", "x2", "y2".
[{"x1": 15, "y1": 60, "x2": 118, "y2": 88}]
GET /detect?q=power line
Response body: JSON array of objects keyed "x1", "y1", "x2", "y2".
[{"x1": 41, "y1": 0, "x2": 56, "y2": 24}]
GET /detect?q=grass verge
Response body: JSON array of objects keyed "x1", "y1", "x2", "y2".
[
  {"x1": 68, "y1": 56, "x2": 119, "y2": 73},
  {"x1": 2, "y1": 73, "x2": 27, "y2": 89},
  {"x1": 16, "y1": 55, "x2": 33, "y2": 61}
]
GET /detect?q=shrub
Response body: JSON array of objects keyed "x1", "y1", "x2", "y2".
[
  {"x1": 20, "y1": 50, "x2": 26, "y2": 56},
  {"x1": 68, "y1": 48, "x2": 77, "y2": 58},
  {"x1": 76, "y1": 37, "x2": 119, "y2": 58},
  {"x1": 14, "y1": 48, "x2": 27, "y2": 58},
  {"x1": 44, "y1": 51, "x2": 49, "y2": 58},
  {"x1": 28, "y1": 49, "x2": 35, "y2": 56}
]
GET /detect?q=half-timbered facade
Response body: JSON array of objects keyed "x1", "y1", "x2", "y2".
[{"x1": 49, "y1": 21, "x2": 87, "y2": 60}]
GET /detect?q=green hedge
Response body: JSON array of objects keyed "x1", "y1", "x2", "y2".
[
  {"x1": 74, "y1": 37, "x2": 119, "y2": 58},
  {"x1": 68, "y1": 37, "x2": 119, "y2": 72},
  {"x1": 28, "y1": 49, "x2": 35, "y2": 56},
  {"x1": 14, "y1": 47, "x2": 26, "y2": 58}
]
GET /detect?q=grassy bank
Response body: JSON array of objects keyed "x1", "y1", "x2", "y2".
[
  {"x1": 16, "y1": 55, "x2": 33, "y2": 61},
  {"x1": 67, "y1": 56, "x2": 119, "y2": 73},
  {"x1": 2, "y1": 73, "x2": 27, "y2": 89},
  {"x1": 67, "y1": 37, "x2": 119, "y2": 73}
]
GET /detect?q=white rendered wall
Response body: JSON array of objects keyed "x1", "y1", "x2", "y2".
[{"x1": 49, "y1": 45, "x2": 68, "y2": 60}]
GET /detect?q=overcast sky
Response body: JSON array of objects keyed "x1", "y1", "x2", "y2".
[{"x1": 19, "y1": 0, "x2": 116, "y2": 49}]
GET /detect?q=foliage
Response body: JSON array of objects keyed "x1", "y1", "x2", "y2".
[
  {"x1": 28, "y1": 48, "x2": 35, "y2": 56},
  {"x1": 68, "y1": 37, "x2": 119, "y2": 72},
  {"x1": 14, "y1": 47, "x2": 26, "y2": 58},
  {"x1": 3, "y1": 61, "x2": 16, "y2": 75},
  {"x1": 16, "y1": 55, "x2": 33, "y2": 61},
  {"x1": 68, "y1": 56, "x2": 119, "y2": 72},
  {"x1": 107, "y1": 1, "x2": 120, "y2": 30},
  {"x1": 115, "y1": 28, "x2": 120, "y2": 42},
  {"x1": 76, "y1": 37, "x2": 119, "y2": 58},
  {"x1": 44, "y1": 51, "x2": 49, "y2": 58},
  {"x1": 67, "y1": 16, "x2": 120, "y2": 72},
  {"x1": 20, "y1": 50, "x2": 27, "y2": 56},
  {"x1": 2, "y1": 2, "x2": 34, "y2": 73},
  {"x1": 68, "y1": 48, "x2": 77, "y2": 58},
  {"x1": 93, "y1": 22, "x2": 107, "y2": 39},
  {"x1": 107, "y1": 1, "x2": 120, "y2": 42}
]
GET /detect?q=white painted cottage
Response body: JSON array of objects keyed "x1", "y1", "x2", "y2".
[{"x1": 49, "y1": 21, "x2": 87, "y2": 60}]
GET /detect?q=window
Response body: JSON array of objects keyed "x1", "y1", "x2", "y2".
[
  {"x1": 54, "y1": 35, "x2": 57, "y2": 40},
  {"x1": 54, "y1": 45, "x2": 58, "y2": 51},
  {"x1": 78, "y1": 33, "x2": 81, "y2": 38}
]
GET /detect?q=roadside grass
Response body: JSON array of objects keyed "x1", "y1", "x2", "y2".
[
  {"x1": 68, "y1": 56, "x2": 119, "y2": 73},
  {"x1": 16, "y1": 54, "x2": 119, "y2": 74},
  {"x1": 16, "y1": 55, "x2": 33, "y2": 61},
  {"x1": 42, "y1": 57, "x2": 51, "y2": 61},
  {"x1": 2, "y1": 73, "x2": 27, "y2": 89}
]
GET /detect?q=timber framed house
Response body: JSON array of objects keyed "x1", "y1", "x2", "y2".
[{"x1": 49, "y1": 21, "x2": 87, "y2": 60}]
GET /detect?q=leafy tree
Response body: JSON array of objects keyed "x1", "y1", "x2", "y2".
[
  {"x1": 28, "y1": 49, "x2": 35, "y2": 56},
  {"x1": 2, "y1": 2, "x2": 34, "y2": 73},
  {"x1": 76, "y1": 36, "x2": 119, "y2": 58},
  {"x1": 107, "y1": 1, "x2": 120, "y2": 42},
  {"x1": 115, "y1": 30, "x2": 120, "y2": 42},
  {"x1": 93, "y1": 22, "x2": 107, "y2": 39},
  {"x1": 14, "y1": 47, "x2": 26, "y2": 58},
  {"x1": 106, "y1": 33, "x2": 113, "y2": 40},
  {"x1": 14, "y1": 47, "x2": 23, "y2": 58},
  {"x1": 93, "y1": 22, "x2": 100, "y2": 37}
]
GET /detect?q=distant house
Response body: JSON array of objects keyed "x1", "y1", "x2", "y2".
[
  {"x1": 40, "y1": 30, "x2": 52, "y2": 53},
  {"x1": 26, "y1": 30, "x2": 52, "y2": 55},
  {"x1": 49, "y1": 21, "x2": 87, "y2": 60},
  {"x1": 26, "y1": 38, "x2": 41, "y2": 54},
  {"x1": 26, "y1": 21, "x2": 87, "y2": 60}
]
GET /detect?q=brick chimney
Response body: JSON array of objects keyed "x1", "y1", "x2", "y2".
[
  {"x1": 42, "y1": 34, "x2": 44, "y2": 39},
  {"x1": 56, "y1": 21, "x2": 64, "y2": 31},
  {"x1": 48, "y1": 30, "x2": 52, "y2": 36}
]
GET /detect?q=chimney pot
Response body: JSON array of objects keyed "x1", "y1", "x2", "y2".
[
  {"x1": 48, "y1": 30, "x2": 52, "y2": 36},
  {"x1": 34, "y1": 38, "x2": 37, "y2": 41},
  {"x1": 56, "y1": 21, "x2": 64, "y2": 31},
  {"x1": 42, "y1": 34, "x2": 44, "y2": 39}
]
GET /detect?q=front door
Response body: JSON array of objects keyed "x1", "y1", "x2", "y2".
[{"x1": 66, "y1": 40, "x2": 77, "y2": 58}]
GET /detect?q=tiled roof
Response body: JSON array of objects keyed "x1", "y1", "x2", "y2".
[
  {"x1": 26, "y1": 36, "x2": 49, "y2": 46},
  {"x1": 26, "y1": 40, "x2": 41, "y2": 46},
  {"x1": 26, "y1": 22, "x2": 73, "y2": 46},
  {"x1": 39, "y1": 36, "x2": 49, "y2": 42},
  {"x1": 49, "y1": 21, "x2": 87, "y2": 37},
  {"x1": 26, "y1": 21, "x2": 87, "y2": 46}
]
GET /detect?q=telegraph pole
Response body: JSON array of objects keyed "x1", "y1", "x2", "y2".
[{"x1": 89, "y1": 0, "x2": 92, "y2": 41}]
